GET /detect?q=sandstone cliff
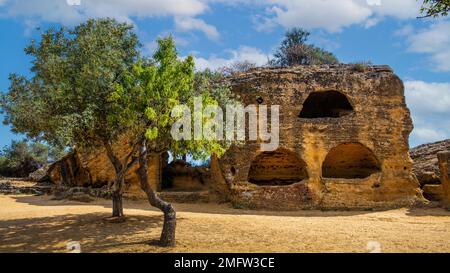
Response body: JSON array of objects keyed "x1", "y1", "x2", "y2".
[
  {"x1": 410, "y1": 139, "x2": 450, "y2": 185},
  {"x1": 410, "y1": 139, "x2": 450, "y2": 202},
  {"x1": 211, "y1": 64, "x2": 424, "y2": 210}
]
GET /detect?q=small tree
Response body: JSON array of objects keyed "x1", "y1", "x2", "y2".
[
  {"x1": 420, "y1": 0, "x2": 450, "y2": 18},
  {"x1": 1, "y1": 18, "x2": 141, "y2": 219},
  {"x1": 115, "y1": 37, "x2": 235, "y2": 246},
  {"x1": 271, "y1": 28, "x2": 339, "y2": 66},
  {"x1": 0, "y1": 140, "x2": 49, "y2": 177}
]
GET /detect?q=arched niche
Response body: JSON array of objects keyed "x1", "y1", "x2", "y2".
[
  {"x1": 248, "y1": 149, "x2": 308, "y2": 186},
  {"x1": 299, "y1": 91, "x2": 354, "y2": 118},
  {"x1": 322, "y1": 143, "x2": 381, "y2": 179}
]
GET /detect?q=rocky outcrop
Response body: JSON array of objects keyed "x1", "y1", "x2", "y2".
[
  {"x1": 211, "y1": 65, "x2": 424, "y2": 210},
  {"x1": 28, "y1": 165, "x2": 51, "y2": 182},
  {"x1": 410, "y1": 139, "x2": 450, "y2": 186},
  {"x1": 438, "y1": 152, "x2": 450, "y2": 207},
  {"x1": 46, "y1": 136, "x2": 162, "y2": 193}
]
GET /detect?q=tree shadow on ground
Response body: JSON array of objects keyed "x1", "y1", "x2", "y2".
[
  {"x1": 10, "y1": 194, "x2": 387, "y2": 218},
  {"x1": 0, "y1": 212, "x2": 170, "y2": 253}
]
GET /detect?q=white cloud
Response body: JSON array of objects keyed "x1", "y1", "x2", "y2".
[
  {"x1": 175, "y1": 17, "x2": 220, "y2": 40},
  {"x1": 0, "y1": 0, "x2": 424, "y2": 37},
  {"x1": 228, "y1": 0, "x2": 421, "y2": 32},
  {"x1": 0, "y1": 0, "x2": 209, "y2": 26},
  {"x1": 401, "y1": 21, "x2": 450, "y2": 72},
  {"x1": 413, "y1": 127, "x2": 447, "y2": 144},
  {"x1": 405, "y1": 80, "x2": 450, "y2": 146},
  {"x1": 195, "y1": 46, "x2": 271, "y2": 71},
  {"x1": 4, "y1": 1, "x2": 206, "y2": 23},
  {"x1": 405, "y1": 81, "x2": 450, "y2": 114}
]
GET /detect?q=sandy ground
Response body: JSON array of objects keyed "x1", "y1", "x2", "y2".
[{"x1": 0, "y1": 194, "x2": 449, "y2": 253}]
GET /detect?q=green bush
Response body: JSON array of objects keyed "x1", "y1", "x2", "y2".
[{"x1": 0, "y1": 140, "x2": 67, "y2": 177}]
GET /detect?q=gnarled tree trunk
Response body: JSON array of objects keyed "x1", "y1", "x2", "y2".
[
  {"x1": 111, "y1": 176, "x2": 125, "y2": 218},
  {"x1": 103, "y1": 140, "x2": 139, "y2": 221},
  {"x1": 137, "y1": 144, "x2": 176, "y2": 247}
]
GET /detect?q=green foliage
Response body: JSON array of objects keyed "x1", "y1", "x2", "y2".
[
  {"x1": 118, "y1": 37, "x2": 236, "y2": 161},
  {"x1": 351, "y1": 60, "x2": 373, "y2": 72},
  {"x1": 1, "y1": 18, "x2": 140, "y2": 150},
  {"x1": 271, "y1": 28, "x2": 339, "y2": 66},
  {"x1": 1, "y1": 20, "x2": 236, "y2": 180},
  {"x1": 0, "y1": 140, "x2": 59, "y2": 177},
  {"x1": 420, "y1": 0, "x2": 450, "y2": 17}
]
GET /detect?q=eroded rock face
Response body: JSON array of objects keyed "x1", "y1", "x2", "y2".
[
  {"x1": 46, "y1": 137, "x2": 162, "y2": 193},
  {"x1": 438, "y1": 152, "x2": 450, "y2": 206},
  {"x1": 410, "y1": 139, "x2": 450, "y2": 186},
  {"x1": 211, "y1": 65, "x2": 424, "y2": 210}
]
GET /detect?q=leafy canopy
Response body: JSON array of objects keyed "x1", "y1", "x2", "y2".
[
  {"x1": 115, "y1": 37, "x2": 235, "y2": 161},
  {"x1": 420, "y1": 0, "x2": 450, "y2": 18},
  {"x1": 0, "y1": 140, "x2": 63, "y2": 177},
  {"x1": 1, "y1": 18, "x2": 140, "y2": 150},
  {"x1": 271, "y1": 28, "x2": 339, "y2": 66}
]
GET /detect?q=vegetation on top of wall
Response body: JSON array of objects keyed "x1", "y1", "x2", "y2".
[{"x1": 269, "y1": 28, "x2": 339, "y2": 67}]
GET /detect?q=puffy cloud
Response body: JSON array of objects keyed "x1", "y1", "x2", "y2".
[
  {"x1": 405, "y1": 81, "x2": 450, "y2": 114},
  {"x1": 401, "y1": 21, "x2": 450, "y2": 72},
  {"x1": 195, "y1": 46, "x2": 271, "y2": 71},
  {"x1": 175, "y1": 17, "x2": 220, "y2": 40},
  {"x1": 1, "y1": 0, "x2": 423, "y2": 33},
  {"x1": 0, "y1": 0, "x2": 221, "y2": 41},
  {"x1": 219, "y1": 0, "x2": 421, "y2": 32},
  {"x1": 0, "y1": 0, "x2": 208, "y2": 25},
  {"x1": 405, "y1": 80, "x2": 450, "y2": 146},
  {"x1": 413, "y1": 127, "x2": 447, "y2": 145}
]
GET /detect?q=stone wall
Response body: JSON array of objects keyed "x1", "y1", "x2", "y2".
[
  {"x1": 438, "y1": 152, "x2": 450, "y2": 207},
  {"x1": 212, "y1": 65, "x2": 424, "y2": 210}
]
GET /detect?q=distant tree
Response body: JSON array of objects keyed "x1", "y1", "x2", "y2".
[
  {"x1": 48, "y1": 145, "x2": 68, "y2": 162},
  {"x1": 0, "y1": 140, "x2": 49, "y2": 177},
  {"x1": 420, "y1": 0, "x2": 450, "y2": 18},
  {"x1": 1, "y1": 18, "x2": 140, "y2": 219},
  {"x1": 116, "y1": 37, "x2": 236, "y2": 246},
  {"x1": 270, "y1": 28, "x2": 339, "y2": 66}
]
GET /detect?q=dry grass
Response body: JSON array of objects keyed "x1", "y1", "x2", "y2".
[{"x1": 0, "y1": 194, "x2": 449, "y2": 253}]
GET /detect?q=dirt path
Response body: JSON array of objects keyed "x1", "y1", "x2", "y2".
[{"x1": 0, "y1": 194, "x2": 449, "y2": 253}]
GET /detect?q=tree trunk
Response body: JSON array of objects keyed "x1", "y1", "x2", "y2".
[
  {"x1": 103, "y1": 139, "x2": 141, "y2": 222},
  {"x1": 137, "y1": 146, "x2": 176, "y2": 247},
  {"x1": 112, "y1": 188, "x2": 124, "y2": 218}
]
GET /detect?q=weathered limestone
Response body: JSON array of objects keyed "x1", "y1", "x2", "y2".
[
  {"x1": 211, "y1": 65, "x2": 424, "y2": 210},
  {"x1": 47, "y1": 136, "x2": 162, "y2": 193},
  {"x1": 437, "y1": 152, "x2": 450, "y2": 207},
  {"x1": 410, "y1": 139, "x2": 450, "y2": 186}
]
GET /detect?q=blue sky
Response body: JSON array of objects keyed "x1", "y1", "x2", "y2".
[{"x1": 0, "y1": 0, "x2": 449, "y2": 149}]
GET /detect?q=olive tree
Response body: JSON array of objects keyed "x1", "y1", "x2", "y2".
[
  {"x1": 1, "y1": 18, "x2": 141, "y2": 219},
  {"x1": 115, "y1": 37, "x2": 235, "y2": 246}
]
